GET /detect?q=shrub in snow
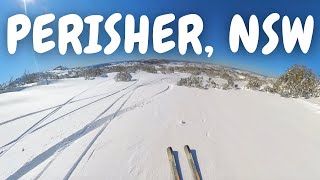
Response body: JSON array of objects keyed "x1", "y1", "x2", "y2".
[
  {"x1": 205, "y1": 78, "x2": 217, "y2": 89},
  {"x1": 0, "y1": 82, "x2": 8, "y2": 93},
  {"x1": 222, "y1": 83, "x2": 232, "y2": 90},
  {"x1": 105, "y1": 66, "x2": 125, "y2": 73},
  {"x1": 158, "y1": 65, "x2": 171, "y2": 74},
  {"x1": 159, "y1": 66, "x2": 175, "y2": 74},
  {"x1": 191, "y1": 70, "x2": 201, "y2": 76},
  {"x1": 246, "y1": 78, "x2": 263, "y2": 90},
  {"x1": 0, "y1": 78, "x2": 14, "y2": 92},
  {"x1": 187, "y1": 66, "x2": 202, "y2": 75},
  {"x1": 177, "y1": 76, "x2": 220, "y2": 90},
  {"x1": 4, "y1": 72, "x2": 56, "y2": 89},
  {"x1": 141, "y1": 64, "x2": 157, "y2": 73},
  {"x1": 263, "y1": 85, "x2": 276, "y2": 93},
  {"x1": 0, "y1": 84, "x2": 4, "y2": 91},
  {"x1": 21, "y1": 71, "x2": 39, "y2": 84},
  {"x1": 100, "y1": 74, "x2": 108, "y2": 78},
  {"x1": 177, "y1": 76, "x2": 205, "y2": 89},
  {"x1": 221, "y1": 73, "x2": 235, "y2": 90},
  {"x1": 105, "y1": 65, "x2": 139, "y2": 74},
  {"x1": 174, "y1": 65, "x2": 202, "y2": 75},
  {"x1": 84, "y1": 68, "x2": 103, "y2": 80},
  {"x1": 168, "y1": 67, "x2": 175, "y2": 73},
  {"x1": 115, "y1": 72, "x2": 132, "y2": 82},
  {"x1": 274, "y1": 65, "x2": 320, "y2": 98},
  {"x1": 222, "y1": 82, "x2": 235, "y2": 90},
  {"x1": 203, "y1": 68, "x2": 219, "y2": 77}
]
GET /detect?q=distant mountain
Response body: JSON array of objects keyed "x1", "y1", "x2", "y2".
[
  {"x1": 141, "y1": 59, "x2": 170, "y2": 64},
  {"x1": 53, "y1": 66, "x2": 69, "y2": 71}
]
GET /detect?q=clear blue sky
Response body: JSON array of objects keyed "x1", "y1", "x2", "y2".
[{"x1": 1, "y1": 0, "x2": 320, "y2": 82}]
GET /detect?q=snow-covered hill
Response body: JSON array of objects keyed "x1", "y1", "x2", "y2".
[
  {"x1": 1, "y1": 63, "x2": 320, "y2": 179},
  {"x1": 1, "y1": 60, "x2": 276, "y2": 95}
]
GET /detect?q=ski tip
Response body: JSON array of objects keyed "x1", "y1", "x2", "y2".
[
  {"x1": 184, "y1": 145, "x2": 191, "y2": 151},
  {"x1": 167, "y1": 147, "x2": 174, "y2": 158}
]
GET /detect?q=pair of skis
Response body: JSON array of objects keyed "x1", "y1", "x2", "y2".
[{"x1": 167, "y1": 145, "x2": 201, "y2": 180}]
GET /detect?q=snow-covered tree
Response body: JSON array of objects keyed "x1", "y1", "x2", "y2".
[
  {"x1": 84, "y1": 68, "x2": 103, "y2": 80},
  {"x1": 274, "y1": 65, "x2": 320, "y2": 98},
  {"x1": 246, "y1": 78, "x2": 263, "y2": 90},
  {"x1": 263, "y1": 85, "x2": 275, "y2": 93},
  {"x1": 177, "y1": 76, "x2": 205, "y2": 89},
  {"x1": 115, "y1": 72, "x2": 132, "y2": 82}
]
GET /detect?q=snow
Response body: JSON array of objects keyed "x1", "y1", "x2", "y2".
[{"x1": 1, "y1": 72, "x2": 320, "y2": 180}]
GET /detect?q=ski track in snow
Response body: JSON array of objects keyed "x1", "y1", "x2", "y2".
[
  {"x1": 62, "y1": 82, "x2": 171, "y2": 180},
  {"x1": 30, "y1": 81, "x2": 139, "y2": 134},
  {"x1": 0, "y1": 79, "x2": 138, "y2": 155},
  {"x1": 6, "y1": 78, "x2": 171, "y2": 180},
  {"x1": 0, "y1": 82, "x2": 129, "y2": 127},
  {"x1": 32, "y1": 82, "x2": 141, "y2": 180},
  {"x1": 63, "y1": 88, "x2": 137, "y2": 180},
  {"x1": 7, "y1": 87, "x2": 137, "y2": 179},
  {"x1": 0, "y1": 79, "x2": 112, "y2": 158}
]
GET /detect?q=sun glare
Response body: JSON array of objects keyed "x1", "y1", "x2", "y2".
[
  {"x1": 24, "y1": 0, "x2": 34, "y2": 3},
  {"x1": 21, "y1": 0, "x2": 35, "y2": 14}
]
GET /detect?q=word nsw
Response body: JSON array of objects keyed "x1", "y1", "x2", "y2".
[
  {"x1": 230, "y1": 13, "x2": 314, "y2": 54},
  {"x1": 7, "y1": 13, "x2": 214, "y2": 57}
]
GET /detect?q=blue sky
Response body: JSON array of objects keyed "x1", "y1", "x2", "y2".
[{"x1": 1, "y1": 0, "x2": 320, "y2": 82}]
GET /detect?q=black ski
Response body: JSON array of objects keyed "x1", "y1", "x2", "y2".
[
  {"x1": 184, "y1": 145, "x2": 201, "y2": 180},
  {"x1": 167, "y1": 147, "x2": 181, "y2": 180}
]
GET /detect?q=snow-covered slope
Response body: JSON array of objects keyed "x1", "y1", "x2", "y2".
[{"x1": 1, "y1": 72, "x2": 320, "y2": 180}]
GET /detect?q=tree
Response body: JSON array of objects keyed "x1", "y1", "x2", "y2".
[
  {"x1": 274, "y1": 65, "x2": 320, "y2": 98},
  {"x1": 246, "y1": 78, "x2": 263, "y2": 90},
  {"x1": 115, "y1": 72, "x2": 132, "y2": 82}
]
